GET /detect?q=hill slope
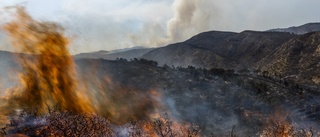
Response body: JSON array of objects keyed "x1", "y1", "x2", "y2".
[
  {"x1": 75, "y1": 59, "x2": 320, "y2": 136},
  {"x1": 142, "y1": 31, "x2": 296, "y2": 69},
  {"x1": 257, "y1": 32, "x2": 320, "y2": 84}
]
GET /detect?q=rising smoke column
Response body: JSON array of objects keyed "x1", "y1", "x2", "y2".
[
  {"x1": 1, "y1": 6, "x2": 92, "y2": 115},
  {"x1": 131, "y1": 0, "x2": 215, "y2": 47},
  {"x1": 167, "y1": 0, "x2": 217, "y2": 42},
  {"x1": 167, "y1": 0, "x2": 197, "y2": 42}
]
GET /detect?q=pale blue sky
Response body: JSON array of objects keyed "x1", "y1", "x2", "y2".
[{"x1": 0, "y1": 0, "x2": 320, "y2": 54}]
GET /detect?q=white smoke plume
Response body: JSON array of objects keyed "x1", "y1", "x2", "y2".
[{"x1": 131, "y1": 0, "x2": 219, "y2": 47}]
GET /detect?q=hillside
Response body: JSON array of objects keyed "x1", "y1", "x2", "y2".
[
  {"x1": 2, "y1": 57, "x2": 320, "y2": 136},
  {"x1": 74, "y1": 59, "x2": 320, "y2": 136},
  {"x1": 257, "y1": 32, "x2": 320, "y2": 84},
  {"x1": 142, "y1": 31, "x2": 296, "y2": 69}
]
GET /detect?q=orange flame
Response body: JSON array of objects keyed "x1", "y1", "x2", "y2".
[
  {"x1": 128, "y1": 113, "x2": 200, "y2": 137},
  {"x1": 1, "y1": 6, "x2": 92, "y2": 115},
  {"x1": 258, "y1": 108, "x2": 314, "y2": 137},
  {"x1": 1, "y1": 6, "x2": 162, "y2": 125},
  {"x1": 0, "y1": 8, "x2": 195, "y2": 137}
]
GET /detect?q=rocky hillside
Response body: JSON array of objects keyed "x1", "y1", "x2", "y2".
[{"x1": 257, "y1": 32, "x2": 320, "y2": 84}]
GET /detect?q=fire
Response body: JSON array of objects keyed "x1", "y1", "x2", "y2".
[
  {"x1": 0, "y1": 6, "x2": 201, "y2": 137},
  {"x1": 0, "y1": 6, "x2": 164, "y2": 125},
  {"x1": 150, "y1": 113, "x2": 200, "y2": 137},
  {"x1": 1, "y1": 6, "x2": 92, "y2": 115},
  {"x1": 259, "y1": 108, "x2": 314, "y2": 137},
  {"x1": 127, "y1": 113, "x2": 200, "y2": 137}
]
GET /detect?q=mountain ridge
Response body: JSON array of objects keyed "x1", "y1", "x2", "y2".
[
  {"x1": 142, "y1": 30, "x2": 296, "y2": 69},
  {"x1": 1, "y1": 23, "x2": 320, "y2": 85},
  {"x1": 74, "y1": 47, "x2": 153, "y2": 60},
  {"x1": 267, "y1": 22, "x2": 320, "y2": 34}
]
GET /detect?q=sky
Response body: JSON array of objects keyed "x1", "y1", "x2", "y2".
[{"x1": 0, "y1": 0, "x2": 320, "y2": 54}]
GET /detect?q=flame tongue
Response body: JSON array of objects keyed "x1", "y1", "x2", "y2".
[
  {"x1": 1, "y1": 6, "x2": 160, "y2": 123},
  {"x1": 3, "y1": 7, "x2": 92, "y2": 114}
]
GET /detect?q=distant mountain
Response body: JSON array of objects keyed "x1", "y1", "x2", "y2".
[
  {"x1": 141, "y1": 29, "x2": 320, "y2": 84},
  {"x1": 268, "y1": 22, "x2": 320, "y2": 34},
  {"x1": 1, "y1": 23, "x2": 320, "y2": 86},
  {"x1": 142, "y1": 31, "x2": 296, "y2": 69},
  {"x1": 74, "y1": 47, "x2": 153, "y2": 60},
  {"x1": 108, "y1": 46, "x2": 147, "y2": 53}
]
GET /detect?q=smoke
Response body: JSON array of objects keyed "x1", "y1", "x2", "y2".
[
  {"x1": 75, "y1": 62, "x2": 162, "y2": 124},
  {"x1": 131, "y1": 0, "x2": 218, "y2": 47},
  {"x1": 167, "y1": 0, "x2": 197, "y2": 42}
]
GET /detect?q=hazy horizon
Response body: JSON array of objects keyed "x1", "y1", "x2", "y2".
[{"x1": 0, "y1": 0, "x2": 320, "y2": 54}]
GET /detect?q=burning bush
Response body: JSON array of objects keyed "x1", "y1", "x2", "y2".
[
  {"x1": 259, "y1": 124, "x2": 316, "y2": 137},
  {"x1": 259, "y1": 109, "x2": 318, "y2": 137},
  {"x1": 1, "y1": 6, "x2": 92, "y2": 115},
  {"x1": 126, "y1": 113, "x2": 200, "y2": 137}
]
